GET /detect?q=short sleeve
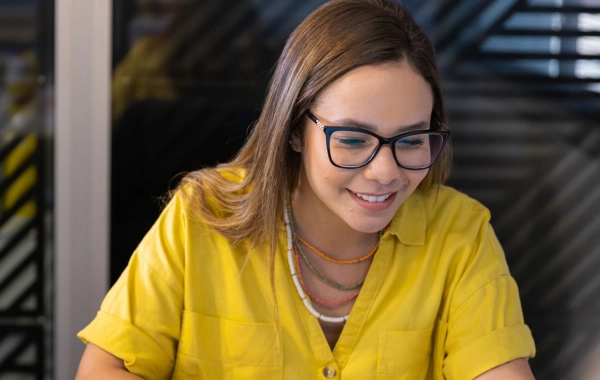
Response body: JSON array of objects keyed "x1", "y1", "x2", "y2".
[
  {"x1": 443, "y1": 223, "x2": 536, "y2": 379},
  {"x1": 77, "y1": 191, "x2": 187, "y2": 379}
]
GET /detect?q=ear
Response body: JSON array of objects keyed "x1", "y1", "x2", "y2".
[{"x1": 289, "y1": 133, "x2": 303, "y2": 152}]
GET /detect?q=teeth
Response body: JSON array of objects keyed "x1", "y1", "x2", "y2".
[{"x1": 354, "y1": 192, "x2": 391, "y2": 203}]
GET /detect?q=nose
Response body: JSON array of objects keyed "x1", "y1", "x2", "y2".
[{"x1": 362, "y1": 145, "x2": 403, "y2": 185}]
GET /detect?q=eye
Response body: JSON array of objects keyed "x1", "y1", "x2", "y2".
[
  {"x1": 396, "y1": 137, "x2": 426, "y2": 148},
  {"x1": 330, "y1": 131, "x2": 375, "y2": 149},
  {"x1": 337, "y1": 137, "x2": 366, "y2": 146}
]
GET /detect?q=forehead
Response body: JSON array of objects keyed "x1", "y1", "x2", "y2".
[{"x1": 312, "y1": 62, "x2": 434, "y2": 129}]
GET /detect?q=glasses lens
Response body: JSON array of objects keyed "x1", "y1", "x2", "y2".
[
  {"x1": 329, "y1": 130, "x2": 379, "y2": 167},
  {"x1": 395, "y1": 133, "x2": 444, "y2": 169}
]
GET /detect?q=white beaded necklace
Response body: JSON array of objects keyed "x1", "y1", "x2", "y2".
[{"x1": 284, "y1": 205, "x2": 350, "y2": 324}]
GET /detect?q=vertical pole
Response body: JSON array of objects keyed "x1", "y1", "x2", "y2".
[{"x1": 55, "y1": 0, "x2": 111, "y2": 378}]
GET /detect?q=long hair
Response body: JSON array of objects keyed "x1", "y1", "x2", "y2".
[{"x1": 176, "y1": 0, "x2": 452, "y2": 252}]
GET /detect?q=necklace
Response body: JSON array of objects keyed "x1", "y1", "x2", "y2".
[
  {"x1": 293, "y1": 241, "x2": 360, "y2": 306},
  {"x1": 294, "y1": 236, "x2": 365, "y2": 290},
  {"x1": 286, "y1": 203, "x2": 365, "y2": 290},
  {"x1": 296, "y1": 235, "x2": 379, "y2": 264},
  {"x1": 284, "y1": 205, "x2": 349, "y2": 324}
]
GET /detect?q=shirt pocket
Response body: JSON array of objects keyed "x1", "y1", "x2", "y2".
[
  {"x1": 173, "y1": 310, "x2": 283, "y2": 379},
  {"x1": 377, "y1": 326, "x2": 434, "y2": 380}
]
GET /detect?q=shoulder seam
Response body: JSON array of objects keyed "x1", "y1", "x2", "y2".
[
  {"x1": 137, "y1": 253, "x2": 184, "y2": 305},
  {"x1": 450, "y1": 273, "x2": 510, "y2": 317}
]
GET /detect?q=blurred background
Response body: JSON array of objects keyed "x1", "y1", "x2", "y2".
[{"x1": 0, "y1": 0, "x2": 599, "y2": 378}]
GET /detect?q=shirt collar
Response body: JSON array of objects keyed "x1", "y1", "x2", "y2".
[{"x1": 385, "y1": 190, "x2": 426, "y2": 246}]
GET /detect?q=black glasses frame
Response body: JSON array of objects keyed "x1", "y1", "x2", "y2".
[{"x1": 305, "y1": 110, "x2": 451, "y2": 170}]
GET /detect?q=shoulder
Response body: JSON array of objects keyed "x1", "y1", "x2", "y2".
[
  {"x1": 216, "y1": 166, "x2": 248, "y2": 186},
  {"x1": 422, "y1": 185, "x2": 489, "y2": 214},
  {"x1": 136, "y1": 176, "x2": 243, "y2": 287},
  {"x1": 181, "y1": 166, "x2": 248, "y2": 194},
  {"x1": 178, "y1": 165, "x2": 247, "y2": 206},
  {"x1": 393, "y1": 185, "x2": 508, "y2": 275},
  {"x1": 419, "y1": 185, "x2": 491, "y2": 231},
  {"x1": 419, "y1": 185, "x2": 510, "y2": 279},
  {"x1": 157, "y1": 166, "x2": 253, "y2": 244},
  {"x1": 386, "y1": 185, "x2": 492, "y2": 247}
]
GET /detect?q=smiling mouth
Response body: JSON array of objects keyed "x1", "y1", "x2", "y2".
[{"x1": 352, "y1": 192, "x2": 392, "y2": 203}]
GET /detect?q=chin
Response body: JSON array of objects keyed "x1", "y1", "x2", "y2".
[
  {"x1": 341, "y1": 198, "x2": 403, "y2": 233},
  {"x1": 344, "y1": 214, "x2": 394, "y2": 234}
]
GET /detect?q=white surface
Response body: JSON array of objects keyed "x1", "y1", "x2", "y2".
[{"x1": 55, "y1": 0, "x2": 111, "y2": 378}]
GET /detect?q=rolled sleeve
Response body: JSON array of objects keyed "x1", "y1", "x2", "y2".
[
  {"x1": 442, "y1": 222, "x2": 536, "y2": 379},
  {"x1": 444, "y1": 275, "x2": 535, "y2": 379},
  {"x1": 77, "y1": 192, "x2": 188, "y2": 379},
  {"x1": 78, "y1": 311, "x2": 174, "y2": 379}
]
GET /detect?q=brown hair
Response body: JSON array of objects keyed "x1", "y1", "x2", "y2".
[{"x1": 176, "y1": 0, "x2": 452, "y2": 251}]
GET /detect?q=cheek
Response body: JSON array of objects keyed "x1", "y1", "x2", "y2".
[
  {"x1": 409, "y1": 169, "x2": 429, "y2": 186},
  {"x1": 313, "y1": 163, "x2": 339, "y2": 188},
  {"x1": 304, "y1": 151, "x2": 350, "y2": 194},
  {"x1": 397, "y1": 168, "x2": 429, "y2": 191},
  {"x1": 304, "y1": 133, "x2": 335, "y2": 180},
  {"x1": 302, "y1": 131, "x2": 357, "y2": 193}
]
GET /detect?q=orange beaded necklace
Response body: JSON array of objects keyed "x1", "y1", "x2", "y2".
[{"x1": 296, "y1": 235, "x2": 379, "y2": 264}]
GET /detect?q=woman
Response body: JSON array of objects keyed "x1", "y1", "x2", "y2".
[{"x1": 76, "y1": 0, "x2": 536, "y2": 378}]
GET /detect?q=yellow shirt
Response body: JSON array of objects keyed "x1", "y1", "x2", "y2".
[{"x1": 78, "y1": 185, "x2": 535, "y2": 379}]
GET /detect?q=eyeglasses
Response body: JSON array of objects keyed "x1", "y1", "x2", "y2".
[{"x1": 306, "y1": 110, "x2": 450, "y2": 170}]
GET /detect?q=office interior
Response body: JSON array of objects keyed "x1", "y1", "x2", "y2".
[{"x1": 0, "y1": 0, "x2": 599, "y2": 378}]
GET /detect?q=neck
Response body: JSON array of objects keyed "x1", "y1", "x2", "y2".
[{"x1": 290, "y1": 188, "x2": 380, "y2": 260}]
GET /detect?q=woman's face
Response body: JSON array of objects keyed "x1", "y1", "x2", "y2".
[{"x1": 294, "y1": 62, "x2": 434, "y2": 234}]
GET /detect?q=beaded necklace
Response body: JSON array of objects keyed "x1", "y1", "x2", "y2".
[
  {"x1": 286, "y1": 202, "x2": 366, "y2": 290},
  {"x1": 296, "y1": 235, "x2": 379, "y2": 264},
  {"x1": 294, "y1": 233, "x2": 365, "y2": 290},
  {"x1": 293, "y1": 241, "x2": 360, "y2": 306},
  {"x1": 284, "y1": 205, "x2": 349, "y2": 323}
]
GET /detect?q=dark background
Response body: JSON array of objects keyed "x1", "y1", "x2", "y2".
[
  {"x1": 109, "y1": 1, "x2": 600, "y2": 379},
  {"x1": 0, "y1": 0, "x2": 599, "y2": 378}
]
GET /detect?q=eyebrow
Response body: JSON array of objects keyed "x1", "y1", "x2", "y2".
[{"x1": 328, "y1": 118, "x2": 431, "y2": 134}]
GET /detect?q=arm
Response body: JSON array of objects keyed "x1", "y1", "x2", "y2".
[
  {"x1": 76, "y1": 344, "x2": 143, "y2": 380},
  {"x1": 77, "y1": 191, "x2": 189, "y2": 378},
  {"x1": 441, "y1": 220, "x2": 536, "y2": 379},
  {"x1": 475, "y1": 358, "x2": 535, "y2": 380}
]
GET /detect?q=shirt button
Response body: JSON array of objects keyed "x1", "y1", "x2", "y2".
[{"x1": 322, "y1": 366, "x2": 337, "y2": 378}]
